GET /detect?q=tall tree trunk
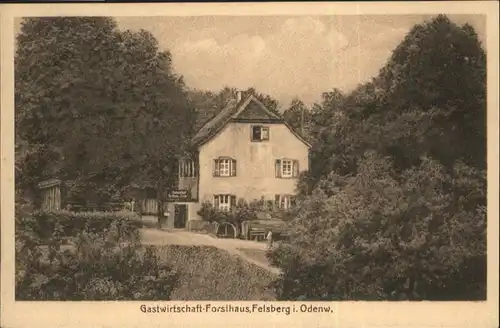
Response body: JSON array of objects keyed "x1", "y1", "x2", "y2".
[
  {"x1": 32, "y1": 184, "x2": 43, "y2": 210},
  {"x1": 157, "y1": 199, "x2": 164, "y2": 228},
  {"x1": 156, "y1": 187, "x2": 165, "y2": 228},
  {"x1": 157, "y1": 180, "x2": 174, "y2": 229}
]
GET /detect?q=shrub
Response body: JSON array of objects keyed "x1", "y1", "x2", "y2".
[
  {"x1": 268, "y1": 153, "x2": 486, "y2": 301},
  {"x1": 233, "y1": 198, "x2": 261, "y2": 223},
  {"x1": 15, "y1": 230, "x2": 179, "y2": 300},
  {"x1": 15, "y1": 210, "x2": 142, "y2": 244},
  {"x1": 197, "y1": 201, "x2": 220, "y2": 223}
]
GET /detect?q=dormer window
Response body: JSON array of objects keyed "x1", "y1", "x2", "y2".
[{"x1": 251, "y1": 125, "x2": 270, "y2": 142}]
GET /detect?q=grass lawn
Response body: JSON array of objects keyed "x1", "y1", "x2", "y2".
[{"x1": 155, "y1": 245, "x2": 277, "y2": 300}]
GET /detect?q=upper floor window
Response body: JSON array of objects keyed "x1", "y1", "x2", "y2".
[
  {"x1": 213, "y1": 157, "x2": 237, "y2": 177},
  {"x1": 179, "y1": 159, "x2": 197, "y2": 177},
  {"x1": 275, "y1": 158, "x2": 299, "y2": 178},
  {"x1": 214, "y1": 194, "x2": 236, "y2": 211},
  {"x1": 251, "y1": 125, "x2": 270, "y2": 142},
  {"x1": 282, "y1": 160, "x2": 293, "y2": 177}
]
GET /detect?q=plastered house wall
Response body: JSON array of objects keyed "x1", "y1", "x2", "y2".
[{"x1": 196, "y1": 122, "x2": 309, "y2": 215}]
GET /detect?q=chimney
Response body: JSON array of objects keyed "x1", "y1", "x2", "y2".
[{"x1": 236, "y1": 91, "x2": 242, "y2": 102}]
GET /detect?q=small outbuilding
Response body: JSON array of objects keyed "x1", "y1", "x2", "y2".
[{"x1": 37, "y1": 178, "x2": 63, "y2": 211}]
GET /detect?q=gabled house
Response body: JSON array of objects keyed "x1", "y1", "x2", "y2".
[{"x1": 167, "y1": 91, "x2": 311, "y2": 228}]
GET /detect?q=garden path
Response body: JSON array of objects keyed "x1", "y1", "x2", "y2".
[{"x1": 140, "y1": 228, "x2": 280, "y2": 275}]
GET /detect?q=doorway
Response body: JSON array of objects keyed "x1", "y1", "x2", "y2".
[{"x1": 174, "y1": 204, "x2": 188, "y2": 229}]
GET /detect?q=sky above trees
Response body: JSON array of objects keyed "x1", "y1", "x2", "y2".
[
  {"x1": 14, "y1": 14, "x2": 486, "y2": 109},
  {"x1": 113, "y1": 15, "x2": 486, "y2": 108}
]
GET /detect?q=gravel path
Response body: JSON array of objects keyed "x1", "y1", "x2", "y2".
[{"x1": 140, "y1": 228, "x2": 280, "y2": 275}]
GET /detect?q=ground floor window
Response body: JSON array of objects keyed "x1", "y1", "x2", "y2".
[
  {"x1": 213, "y1": 194, "x2": 236, "y2": 211},
  {"x1": 275, "y1": 194, "x2": 296, "y2": 209}
]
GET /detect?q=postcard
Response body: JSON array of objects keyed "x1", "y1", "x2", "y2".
[{"x1": 1, "y1": 2, "x2": 498, "y2": 328}]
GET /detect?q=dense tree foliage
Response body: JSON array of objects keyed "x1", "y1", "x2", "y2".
[
  {"x1": 282, "y1": 98, "x2": 311, "y2": 136},
  {"x1": 16, "y1": 18, "x2": 119, "y2": 204},
  {"x1": 15, "y1": 210, "x2": 178, "y2": 300},
  {"x1": 15, "y1": 18, "x2": 194, "y2": 209},
  {"x1": 270, "y1": 153, "x2": 486, "y2": 300},
  {"x1": 269, "y1": 15, "x2": 487, "y2": 301},
  {"x1": 377, "y1": 17, "x2": 486, "y2": 171},
  {"x1": 338, "y1": 15, "x2": 486, "y2": 174}
]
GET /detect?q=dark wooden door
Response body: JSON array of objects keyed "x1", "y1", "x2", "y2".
[{"x1": 174, "y1": 204, "x2": 188, "y2": 228}]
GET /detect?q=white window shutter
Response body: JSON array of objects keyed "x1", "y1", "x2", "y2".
[
  {"x1": 214, "y1": 195, "x2": 220, "y2": 209},
  {"x1": 261, "y1": 127, "x2": 269, "y2": 140},
  {"x1": 293, "y1": 160, "x2": 299, "y2": 177},
  {"x1": 275, "y1": 159, "x2": 282, "y2": 178},
  {"x1": 231, "y1": 159, "x2": 237, "y2": 176},
  {"x1": 213, "y1": 159, "x2": 219, "y2": 177}
]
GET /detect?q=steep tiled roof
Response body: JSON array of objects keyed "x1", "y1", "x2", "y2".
[
  {"x1": 191, "y1": 95, "x2": 311, "y2": 148},
  {"x1": 191, "y1": 98, "x2": 243, "y2": 147}
]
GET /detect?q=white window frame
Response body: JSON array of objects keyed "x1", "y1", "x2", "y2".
[
  {"x1": 281, "y1": 159, "x2": 293, "y2": 178},
  {"x1": 214, "y1": 157, "x2": 236, "y2": 177},
  {"x1": 214, "y1": 194, "x2": 231, "y2": 212},
  {"x1": 276, "y1": 194, "x2": 294, "y2": 210},
  {"x1": 218, "y1": 158, "x2": 231, "y2": 177},
  {"x1": 281, "y1": 195, "x2": 291, "y2": 209}
]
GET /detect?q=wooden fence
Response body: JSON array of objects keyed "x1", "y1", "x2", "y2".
[{"x1": 36, "y1": 178, "x2": 167, "y2": 215}]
